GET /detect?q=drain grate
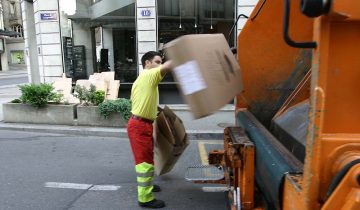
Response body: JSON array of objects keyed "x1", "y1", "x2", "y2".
[{"x1": 185, "y1": 165, "x2": 224, "y2": 181}]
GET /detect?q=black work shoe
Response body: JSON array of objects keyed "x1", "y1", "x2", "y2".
[
  {"x1": 138, "y1": 199, "x2": 165, "y2": 208},
  {"x1": 152, "y1": 184, "x2": 161, "y2": 192}
]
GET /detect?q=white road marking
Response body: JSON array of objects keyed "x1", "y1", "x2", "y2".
[
  {"x1": 44, "y1": 182, "x2": 121, "y2": 191},
  {"x1": 45, "y1": 182, "x2": 91, "y2": 190},
  {"x1": 90, "y1": 185, "x2": 121, "y2": 191},
  {"x1": 202, "y1": 186, "x2": 229, "y2": 192}
]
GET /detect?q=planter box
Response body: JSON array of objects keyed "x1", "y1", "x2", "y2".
[
  {"x1": 76, "y1": 105, "x2": 127, "y2": 127},
  {"x1": 3, "y1": 103, "x2": 76, "y2": 125}
]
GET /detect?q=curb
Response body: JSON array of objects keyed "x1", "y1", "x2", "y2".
[{"x1": 0, "y1": 122, "x2": 223, "y2": 140}]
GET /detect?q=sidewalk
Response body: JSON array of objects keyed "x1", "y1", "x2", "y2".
[
  {"x1": 0, "y1": 67, "x2": 27, "y2": 76},
  {"x1": 0, "y1": 69, "x2": 26, "y2": 122},
  {"x1": 0, "y1": 70, "x2": 232, "y2": 139}
]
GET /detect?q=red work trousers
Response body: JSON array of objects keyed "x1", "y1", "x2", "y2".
[{"x1": 127, "y1": 117, "x2": 154, "y2": 165}]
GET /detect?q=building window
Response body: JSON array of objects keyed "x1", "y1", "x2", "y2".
[
  {"x1": 11, "y1": 24, "x2": 23, "y2": 38},
  {"x1": 9, "y1": 2, "x2": 16, "y2": 16}
]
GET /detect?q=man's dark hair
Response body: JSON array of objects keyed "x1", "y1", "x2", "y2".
[{"x1": 141, "y1": 51, "x2": 161, "y2": 68}]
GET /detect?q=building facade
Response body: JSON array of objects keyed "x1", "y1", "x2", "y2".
[
  {"x1": 1, "y1": 0, "x2": 25, "y2": 71},
  {"x1": 21, "y1": 0, "x2": 258, "y2": 101}
]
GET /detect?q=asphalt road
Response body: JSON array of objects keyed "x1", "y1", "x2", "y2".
[
  {"x1": 0, "y1": 74, "x2": 28, "y2": 86},
  {"x1": 0, "y1": 130, "x2": 226, "y2": 210}
]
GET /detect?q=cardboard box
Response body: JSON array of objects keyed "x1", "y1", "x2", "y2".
[
  {"x1": 165, "y1": 34, "x2": 244, "y2": 118},
  {"x1": 154, "y1": 106, "x2": 189, "y2": 175},
  {"x1": 52, "y1": 77, "x2": 80, "y2": 103},
  {"x1": 106, "y1": 80, "x2": 120, "y2": 100}
]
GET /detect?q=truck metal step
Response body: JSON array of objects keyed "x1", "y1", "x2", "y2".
[{"x1": 185, "y1": 165, "x2": 224, "y2": 181}]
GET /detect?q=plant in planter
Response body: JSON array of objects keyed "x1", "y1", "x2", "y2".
[
  {"x1": 98, "y1": 98, "x2": 132, "y2": 122},
  {"x1": 74, "y1": 84, "x2": 105, "y2": 106},
  {"x1": 10, "y1": 98, "x2": 22, "y2": 103},
  {"x1": 88, "y1": 88, "x2": 105, "y2": 106},
  {"x1": 3, "y1": 83, "x2": 76, "y2": 125},
  {"x1": 74, "y1": 84, "x2": 130, "y2": 127},
  {"x1": 73, "y1": 85, "x2": 87, "y2": 104},
  {"x1": 19, "y1": 83, "x2": 63, "y2": 107}
]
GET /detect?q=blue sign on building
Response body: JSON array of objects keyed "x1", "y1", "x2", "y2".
[
  {"x1": 40, "y1": 13, "x2": 58, "y2": 21},
  {"x1": 141, "y1": 10, "x2": 151, "y2": 17}
]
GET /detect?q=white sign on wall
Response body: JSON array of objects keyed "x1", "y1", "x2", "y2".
[
  {"x1": 141, "y1": 9, "x2": 151, "y2": 17},
  {"x1": 40, "y1": 12, "x2": 58, "y2": 21}
]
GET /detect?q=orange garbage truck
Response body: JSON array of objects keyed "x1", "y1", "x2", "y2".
[{"x1": 187, "y1": 0, "x2": 360, "y2": 209}]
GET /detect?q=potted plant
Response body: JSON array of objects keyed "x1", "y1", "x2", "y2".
[
  {"x1": 74, "y1": 84, "x2": 129, "y2": 127},
  {"x1": 3, "y1": 83, "x2": 77, "y2": 125},
  {"x1": 98, "y1": 98, "x2": 131, "y2": 126}
]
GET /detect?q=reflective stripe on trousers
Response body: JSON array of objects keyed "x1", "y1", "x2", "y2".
[{"x1": 136, "y1": 162, "x2": 155, "y2": 202}]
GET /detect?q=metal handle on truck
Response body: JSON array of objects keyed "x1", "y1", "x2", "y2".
[{"x1": 283, "y1": 0, "x2": 317, "y2": 48}]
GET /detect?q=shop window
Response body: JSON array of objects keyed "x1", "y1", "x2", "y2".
[
  {"x1": 205, "y1": 0, "x2": 225, "y2": 18},
  {"x1": 59, "y1": 0, "x2": 137, "y2": 82},
  {"x1": 0, "y1": 39, "x2": 4, "y2": 53},
  {"x1": 158, "y1": 0, "x2": 180, "y2": 16},
  {"x1": 113, "y1": 29, "x2": 137, "y2": 83},
  {"x1": 10, "y1": 51, "x2": 25, "y2": 64},
  {"x1": 158, "y1": 0, "x2": 234, "y2": 82}
]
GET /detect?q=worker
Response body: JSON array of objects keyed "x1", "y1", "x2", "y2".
[{"x1": 127, "y1": 51, "x2": 172, "y2": 208}]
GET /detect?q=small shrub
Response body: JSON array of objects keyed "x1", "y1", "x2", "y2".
[
  {"x1": 52, "y1": 93, "x2": 64, "y2": 104},
  {"x1": 85, "y1": 84, "x2": 97, "y2": 105},
  {"x1": 91, "y1": 90, "x2": 105, "y2": 106},
  {"x1": 10, "y1": 98, "x2": 22, "y2": 103},
  {"x1": 73, "y1": 85, "x2": 88, "y2": 104},
  {"x1": 19, "y1": 83, "x2": 61, "y2": 108},
  {"x1": 74, "y1": 84, "x2": 105, "y2": 106},
  {"x1": 98, "y1": 98, "x2": 132, "y2": 121}
]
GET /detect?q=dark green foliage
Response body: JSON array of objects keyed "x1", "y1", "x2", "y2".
[
  {"x1": 18, "y1": 83, "x2": 61, "y2": 108},
  {"x1": 98, "y1": 98, "x2": 132, "y2": 121},
  {"x1": 10, "y1": 98, "x2": 22, "y2": 103},
  {"x1": 88, "y1": 89, "x2": 105, "y2": 106}
]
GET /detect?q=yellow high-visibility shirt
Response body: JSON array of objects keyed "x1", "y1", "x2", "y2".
[{"x1": 130, "y1": 66, "x2": 164, "y2": 121}]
